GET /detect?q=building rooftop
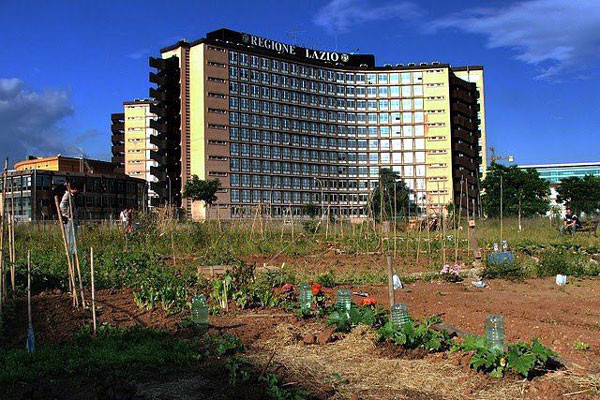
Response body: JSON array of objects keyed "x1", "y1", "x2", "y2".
[
  {"x1": 159, "y1": 28, "x2": 483, "y2": 72},
  {"x1": 519, "y1": 161, "x2": 600, "y2": 169}
]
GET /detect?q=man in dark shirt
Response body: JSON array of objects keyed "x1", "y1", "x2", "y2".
[{"x1": 560, "y1": 208, "x2": 580, "y2": 236}]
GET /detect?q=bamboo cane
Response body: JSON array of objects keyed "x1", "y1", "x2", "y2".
[
  {"x1": 54, "y1": 195, "x2": 78, "y2": 307},
  {"x1": 67, "y1": 187, "x2": 86, "y2": 308},
  {"x1": 9, "y1": 190, "x2": 15, "y2": 298},
  {"x1": 455, "y1": 178, "x2": 464, "y2": 264},
  {"x1": 90, "y1": 247, "x2": 97, "y2": 335},
  {"x1": 0, "y1": 159, "x2": 7, "y2": 306},
  {"x1": 26, "y1": 250, "x2": 35, "y2": 353}
]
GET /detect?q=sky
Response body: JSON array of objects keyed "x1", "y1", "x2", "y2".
[{"x1": 1, "y1": 0, "x2": 599, "y2": 166}]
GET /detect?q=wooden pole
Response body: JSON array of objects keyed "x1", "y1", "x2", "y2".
[
  {"x1": 67, "y1": 188, "x2": 86, "y2": 308},
  {"x1": 455, "y1": 178, "x2": 464, "y2": 264},
  {"x1": 26, "y1": 250, "x2": 35, "y2": 353},
  {"x1": 0, "y1": 159, "x2": 7, "y2": 307},
  {"x1": 54, "y1": 195, "x2": 77, "y2": 307},
  {"x1": 386, "y1": 255, "x2": 395, "y2": 312},
  {"x1": 9, "y1": 191, "x2": 15, "y2": 298},
  {"x1": 90, "y1": 247, "x2": 97, "y2": 335}
]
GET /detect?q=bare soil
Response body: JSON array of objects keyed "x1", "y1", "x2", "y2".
[{"x1": 2, "y1": 278, "x2": 600, "y2": 399}]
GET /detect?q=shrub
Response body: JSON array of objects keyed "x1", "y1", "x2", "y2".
[
  {"x1": 327, "y1": 304, "x2": 387, "y2": 332},
  {"x1": 483, "y1": 259, "x2": 525, "y2": 280},
  {"x1": 536, "y1": 249, "x2": 585, "y2": 277}
]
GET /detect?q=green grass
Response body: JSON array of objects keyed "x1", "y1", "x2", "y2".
[{"x1": 0, "y1": 325, "x2": 199, "y2": 387}]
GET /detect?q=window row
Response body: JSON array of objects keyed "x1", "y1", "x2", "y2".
[
  {"x1": 228, "y1": 81, "x2": 424, "y2": 100},
  {"x1": 229, "y1": 97, "x2": 424, "y2": 114},
  {"x1": 228, "y1": 112, "x2": 426, "y2": 129},
  {"x1": 228, "y1": 159, "x2": 427, "y2": 176},
  {"x1": 228, "y1": 51, "x2": 424, "y2": 84}
]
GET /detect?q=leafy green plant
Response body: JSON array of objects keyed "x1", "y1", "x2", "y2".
[
  {"x1": 377, "y1": 316, "x2": 452, "y2": 352},
  {"x1": 327, "y1": 304, "x2": 387, "y2": 333},
  {"x1": 483, "y1": 259, "x2": 525, "y2": 280},
  {"x1": 573, "y1": 340, "x2": 590, "y2": 351},
  {"x1": 453, "y1": 335, "x2": 558, "y2": 378},
  {"x1": 316, "y1": 270, "x2": 336, "y2": 288},
  {"x1": 225, "y1": 357, "x2": 252, "y2": 385},
  {"x1": 211, "y1": 274, "x2": 234, "y2": 309},
  {"x1": 207, "y1": 333, "x2": 243, "y2": 356}
]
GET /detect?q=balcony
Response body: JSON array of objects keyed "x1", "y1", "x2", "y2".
[
  {"x1": 111, "y1": 133, "x2": 124, "y2": 145},
  {"x1": 112, "y1": 144, "x2": 124, "y2": 154}
]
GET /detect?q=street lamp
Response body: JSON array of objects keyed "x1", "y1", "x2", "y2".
[{"x1": 313, "y1": 177, "x2": 324, "y2": 219}]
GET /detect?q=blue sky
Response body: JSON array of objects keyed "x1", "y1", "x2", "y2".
[{"x1": 1, "y1": 0, "x2": 599, "y2": 166}]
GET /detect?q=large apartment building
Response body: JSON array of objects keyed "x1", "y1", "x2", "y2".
[
  {"x1": 112, "y1": 99, "x2": 160, "y2": 205},
  {"x1": 115, "y1": 28, "x2": 486, "y2": 219}
]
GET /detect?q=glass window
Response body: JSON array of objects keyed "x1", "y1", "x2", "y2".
[
  {"x1": 392, "y1": 153, "x2": 402, "y2": 163},
  {"x1": 403, "y1": 139, "x2": 413, "y2": 150},
  {"x1": 413, "y1": 85, "x2": 423, "y2": 96},
  {"x1": 390, "y1": 73, "x2": 399, "y2": 84},
  {"x1": 378, "y1": 73, "x2": 388, "y2": 84},
  {"x1": 402, "y1": 86, "x2": 412, "y2": 97},
  {"x1": 390, "y1": 86, "x2": 400, "y2": 97},
  {"x1": 378, "y1": 87, "x2": 388, "y2": 97},
  {"x1": 401, "y1": 73, "x2": 411, "y2": 84},
  {"x1": 392, "y1": 139, "x2": 402, "y2": 150}
]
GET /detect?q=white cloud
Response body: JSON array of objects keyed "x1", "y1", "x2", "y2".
[
  {"x1": 0, "y1": 78, "x2": 76, "y2": 163},
  {"x1": 314, "y1": 0, "x2": 421, "y2": 34},
  {"x1": 127, "y1": 48, "x2": 150, "y2": 60},
  {"x1": 430, "y1": 0, "x2": 600, "y2": 79}
]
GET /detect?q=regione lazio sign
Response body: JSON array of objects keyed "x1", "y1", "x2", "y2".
[{"x1": 242, "y1": 33, "x2": 350, "y2": 64}]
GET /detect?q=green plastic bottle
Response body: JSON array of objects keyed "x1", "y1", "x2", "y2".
[
  {"x1": 485, "y1": 315, "x2": 505, "y2": 351},
  {"x1": 298, "y1": 283, "x2": 313, "y2": 311},
  {"x1": 336, "y1": 288, "x2": 352, "y2": 314},
  {"x1": 191, "y1": 295, "x2": 208, "y2": 326},
  {"x1": 391, "y1": 303, "x2": 410, "y2": 327}
]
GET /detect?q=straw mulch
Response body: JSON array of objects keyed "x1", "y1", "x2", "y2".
[{"x1": 248, "y1": 324, "x2": 530, "y2": 400}]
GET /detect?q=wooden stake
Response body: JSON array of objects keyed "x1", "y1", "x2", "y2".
[
  {"x1": 0, "y1": 159, "x2": 7, "y2": 307},
  {"x1": 67, "y1": 189, "x2": 86, "y2": 308},
  {"x1": 26, "y1": 250, "x2": 35, "y2": 353},
  {"x1": 54, "y1": 195, "x2": 78, "y2": 307},
  {"x1": 386, "y1": 255, "x2": 395, "y2": 312},
  {"x1": 90, "y1": 247, "x2": 97, "y2": 336}
]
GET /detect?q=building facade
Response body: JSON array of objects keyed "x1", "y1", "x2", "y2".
[
  {"x1": 519, "y1": 162, "x2": 600, "y2": 214},
  {"x1": 142, "y1": 28, "x2": 485, "y2": 219},
  {"x1": 111, "y1": 100, "x2": 160, "y2": 206},
  {"x1": 15, "y1": 155, "x2": 121, "y2": 175},
  {"x1": 1, "y1": 169, "x2": 146, "y2": 221}
]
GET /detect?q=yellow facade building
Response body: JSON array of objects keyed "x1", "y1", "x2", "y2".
[{"x1": 116, "y1": 29, "x2": 486, "y2": 219}]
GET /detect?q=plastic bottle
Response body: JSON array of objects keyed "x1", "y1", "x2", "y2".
[
  {"x1": 391, "y1": 303, "x2": 410, "y2": 327},
  {"x1": 336, "y1": 288, "x2": 352, "y2": 313},
  {"x1": 502, "y1": 240, "x2": 508, "y2": 252},
  {"x1": 191, "y1": 295, "x2": 208, "y2": 326},
  {"x1": 493, "y1": 242, "x2": 499, "y2": 252},
  {"x1": 299, "y1": 283, "x2": 313, "y2": 311},
  {"x1": 485, "y1": 315, "x2": 505, "y2": 351}
]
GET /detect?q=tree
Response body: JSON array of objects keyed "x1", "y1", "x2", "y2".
[
  {"x1": 182, "y1": 175, "x2": 221, "y2": 214},
  {"x1": 302, "y1": 202, "x2": 319, "y2": 219},
  {"x1": 368, "y1": 168, "x2": 417, "y2": 222},
  {"x1": 481, "y1": 163, "x2": 550, "y2": 221},
  {"x1": 556, "y1": 175, "x2": 600, "y2": 216}
]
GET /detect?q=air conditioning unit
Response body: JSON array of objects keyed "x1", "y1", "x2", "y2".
[{"x1": 408, "y1": 62, "x2": 416, "y2": 67}]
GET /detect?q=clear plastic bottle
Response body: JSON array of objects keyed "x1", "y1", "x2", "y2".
[
  {"x1": 336, "y1": 288, "x2": 352, "y2": 313},
  {"x1": 485, "y1": 315, "x2": 505, "y2": 351},
  {"x1": 191, "y1": 295, "x2": 208, "y2": 326},
  {"x1": 299, "y1": 283, "x2": 313, "y2": 311},
  {"x1": 493, "y1": 242, "x2": 499, "y2": 252},
  {"x1": 502, "y1": 240, "x2": 508, "y2": 252},
  {"x1": 391, "y1": 303, "x2": 410, "y2": 327}
]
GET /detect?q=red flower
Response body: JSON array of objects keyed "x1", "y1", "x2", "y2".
[
  {"x1": 311, "y1": 283, "x2": 323, "y2": 296},
  {"x1": 361, "y1": 298, "x2": 377, "y2": 306},
  {"x1": 282, "y1": 283, "x2": 293, "y2": 292}
]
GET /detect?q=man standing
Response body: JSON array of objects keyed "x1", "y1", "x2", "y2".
[
  {"x1": 59, "y1": 182, "x2": 81, "y2": 254},
  {"x1": 560, "y1": 207, "x2": 580, "y2": 236}
]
